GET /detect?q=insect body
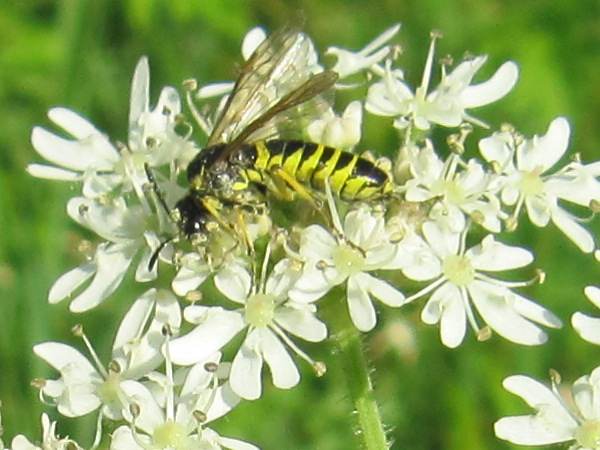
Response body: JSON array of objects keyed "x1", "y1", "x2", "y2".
[
  {"x1": 186, "y1": 139, "x2": 392, "y2": 206},
  {"x1": 172, "y1": 27, "x2": 393, "y2": 242}
]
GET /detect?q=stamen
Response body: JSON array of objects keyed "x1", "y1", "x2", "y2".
[
  {"x1": 73, "y1": 324, "x2": 108, "y2": 379},
  {"x1": 403, "y1": 277, "x2": 446, "y2": 304},
  {"x1": 419, "y1": 31, "x2": 441, "y2": 97},
  {"x1": 90, "y1": 411, "x2": 104, "y2": 450},
  {"x1": 475, "y1": 272, "x2": 542, "y2": 289},
  {"x1": 185, "y1": 90, "x2": 212, "y2": 136},
  {"x1": 460, "y1": 286, "x2": 484, "y2": 337},
  {"x1": 271, "y1": 324, "x2": 319, "y2": 369},
  {"x1": 163, "y1": 335, "x2": 175, "y2": 422}
]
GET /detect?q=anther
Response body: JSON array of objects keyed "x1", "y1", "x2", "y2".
[
  {"x1": 430, "y1": 29, "x2": 443, "y2": 40},
  {"x1": 71, "y1": 324, "x2": 84, "y2": 337},
  {"x1": 161, "y1": 325, "x2": 172, "y2": 337},
  {"x1": 470, "y1": 210, "x2": 485, "y2": 226},
  {"x1": 500, "y1": 123, "x2": 515, "y2": 133},
  {"x1": 108, "y1": 360, "x2": 122, "y2": 374},
  {"x1": 182, "y1": 79, "x2": 198, "y2": 91},
  {"x1": 78, "y1": 204, "x2": 89, "y2": 216},
  {"x1": 549, "y1": 368, "x2": 561, "y2": 385},
  {"x1": 204, "y1": 362, "x2": 219, "y2": 373},
  {"x1": 440, "y1": 54, "x2": 453, "y2": 66},
  {"x1": 162, "y1": 106, "x2": 171, "y2": 116},
  {"x1": 589, "y1": 199, "x2": 600, "y2": 214},
  {"x1": 31, "y1": 378, "x2": 46, "y2": 389},
  {"x1": 146, "y1": 137, "x2": 158, "y2": 148},
  {"x1": 490, "y1": 160, "x2": 502, "y2": 174},
  {"x1": 476, "y1": 326, "x2": 492, "y2": 342},
  {"x1": 504, "y1": 216, "x2": 518, "y2": 232},
  {"x1": 316, "y1": 260, "x2": 329, "y2": 270},
  {"x1": 313, "y1": 361, "x2": 327, "y2": 377},
  {"x1": 193, "y1": 410, "x2": 207, "y2": 423},
  {"x1": 571, "y1": 152, "x2": 582, "y2": 163},
  {"x1": 185, "y1": 290, "x2": 203, "y2": 303},
  {"x1": 129, "y1": 403, "x2": 141, "y2": 418},
  {"x1": 535, "y1": 269, "x2": 546, "y2": 285}
]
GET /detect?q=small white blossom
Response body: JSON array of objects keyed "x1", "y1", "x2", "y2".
[
  {"x1": 170, "y1": 259, "x2": 327, "y2": 400},
  {"x1": 34, "y1": 292, "x2": 177, "y2": 420},
  {"x1": 404, "y1": 143, "x2": 503, "y2": 232},
  {"x1": 48, "y1": 197, "x2": 160, "y2": 312},
  {"x1": 366, "y1": 35, "x2": 518, "y2": 130},
  {"x1": 113, "y1": 288, "x2": 182, "y2": 378},
  {"x1": 572, "y1": 286, "x2": 600, "y2": 345},
  {"x1": 110, "y1": 354, "x2": 256, "y2": 450},
  {"x1": 401, "y1": 221, "x2": 561, "y2": 347},
  {"x1": 307, "y1": 101, "x2": 363, "y2": 149},
  {"x1": 290, "y1": 205, "x2": 405, "y2": 332},
  {"x1": 326, "y1": 24, "x2": 400, "y2": 80},
  {"x1": 495, "y1": 368, "x2": 600, "y2": 449},
  {"x1": 480, "y1": 117, "x2": 599, "y2": 252},
  {"x1": 28, "y1": 57, "x2": 190, "y2": 199},
  {"x1": 9, "y1": 414, "x2": 81, "y2": 450},
  {"x1": 34, "y1": 342, "x2": 127, "y2": 419}
]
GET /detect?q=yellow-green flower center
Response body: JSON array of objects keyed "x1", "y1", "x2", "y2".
[
  {"x1": 443, "y1": 254, "x2": 475, "y2": 286},
  {"x1": 245, "y1": 293, "x2": 276, "y2": 328},
  {"x1": 152, "y1": 420, "x2": 190, "y2": 449},
  {"x1": 332, "y1": 244, "x2": 366, "y2": 278},
  {"x1": 97, "y1": 372, "x2": 122, "y2": 408},
  {"x1": 519, "y1": 168, "x2": 544, "y2": 196},
  {"x1": 574, "y1": 420, "x2": 600, "y2": 449}
]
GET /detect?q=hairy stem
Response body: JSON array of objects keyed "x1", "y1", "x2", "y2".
[{"x1": 327, "y1": 297, "x2": 389, "y2": 450}]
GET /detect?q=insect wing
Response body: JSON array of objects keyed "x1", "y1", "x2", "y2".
[{"x1": 207, "y1": 27, "x2": 328, "y2": 147}]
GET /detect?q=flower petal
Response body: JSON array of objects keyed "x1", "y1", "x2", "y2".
[
  {"x1": 274, "y1": 305, "x2": 327, "y2": 342},
  {"x1": 467, "y1": 235, "x2": 533, "y2": 271},
  {"x1": 169, "y1": 308, "x2": 245, "y2": 365},
  {"x1": 48, "y1": 262, "x2": 95, "y2": 304},
  {"x1": 469, "y1": 281, "x2": 549, "y2": 345},
  {"x1": 572, "y1": 313, "x2": 600, "y2": 345},
  {"x1": 260, "y1": 328, "x2": 300, "y2": 390},
  {"x1": 347, "y1": 274, "x2": 377, "y2": 331},
  {"x1": 230, "y1": 331, "x2": 264, "y2": 400},
  {"x1": 461, "y1": 61, "x2": 518, "y2": 108}
]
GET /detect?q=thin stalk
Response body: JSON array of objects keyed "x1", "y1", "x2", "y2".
[{"x1": 326, "y1": 296, "x2": 390, "y2": 450}]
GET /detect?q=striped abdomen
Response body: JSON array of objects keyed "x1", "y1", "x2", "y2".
[{"x1": 239, "y1": 140, "x2": 393, "y2": 201}]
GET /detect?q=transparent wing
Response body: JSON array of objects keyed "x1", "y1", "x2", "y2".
[{"x1": 207, "y1": 27, "x2": 333, "y2": 147}]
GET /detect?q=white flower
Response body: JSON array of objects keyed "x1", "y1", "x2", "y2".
[
  {"x1": 572, "y1": 286, "x2": 600, "y2": 345},
  {"x1": 110, "y1": 355, "x2": 256, "y2": 450},
  {"x1": 307, "y1": 101, "x2": 363, "y2": 149},
  {"x1": 404, "y1": 143, "x2": 503, "y2": 232},
  {"x1": 169, "y1": 259, "x2": 327, "y2": 400},
  {"x1": 289, "y1": 206, "x2": 405, "y2": 332},
  {"x1": 495, "y1": 368, "x2": 600, "y2": 449},
  {"x1": 480, "y1": 117, "x2": 598, "y2": 252},
  {"x1": 9, "y1": 414, "x2": 81, "y2": 450},
  {"x1": 112, "y1": 288, "x2": 182, "y2": 379},
  {"x1": 28, "y1": 57, "x2": 189, "y2": 199},
  {"x1": 401, "y1": 221, "x2": 561, "y2": 347},
  {"x1": 326, "y1": 24, "x2": 400, "y2": 80},
  {"x1": 34, "y1": 289, "x2": 178, "y2": 420},
  {"x1": 34, "y1": 342, "x2": 128, "y2": 419},
  {"x1": 47, "y1": 197, "x2": 160, "y2": 312},
  {"x1": 366, "y1": 35, "x2": 518, "y2": 130}
]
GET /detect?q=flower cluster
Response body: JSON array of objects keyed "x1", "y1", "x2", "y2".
[{"x1": 7, "y1": 23, "x2": 599, "y2": 450}]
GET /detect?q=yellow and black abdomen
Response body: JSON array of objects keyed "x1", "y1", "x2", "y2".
[{"x1": 244, "y1": 139, "x2": 392, "y2": 201}]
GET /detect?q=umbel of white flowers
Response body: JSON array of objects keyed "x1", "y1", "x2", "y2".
[{"x1": 6, "y1": 22, "x2": 598, "y2": 450}]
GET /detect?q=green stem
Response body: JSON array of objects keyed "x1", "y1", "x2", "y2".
[{"x1": 327, "y1": 297, "x2": 389, "y2": 450}]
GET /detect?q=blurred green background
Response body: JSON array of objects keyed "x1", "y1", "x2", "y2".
[{"x1": 0, "y1": 1, "x2": 599, "y2": 449}]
